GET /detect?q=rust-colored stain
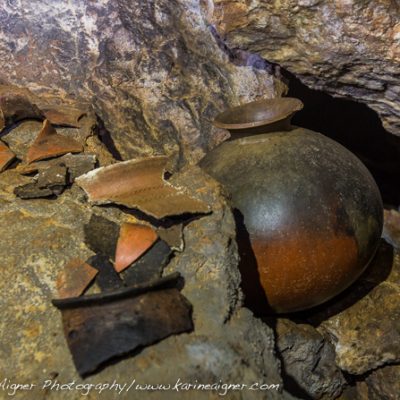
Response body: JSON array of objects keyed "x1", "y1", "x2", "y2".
[
  {"x1": 115, "y1": 222, "x2": 158, "y2": 273},
  {"x1": 56, "y1": 258, "x2": 98, "y2": 299},
  {"x1": 247, "y1": 229, "x2": 359, "y2": 313},
  {"x1": 0, "y1": 140, "x2": 16, "y2": 172},
  {"x1": 42, "y1": 105, "x2": 86, "y2": 128},
  {"x1": 26, "y1": 119, "x2": 83, "y2": 163},
  {"x1": 76, "y1": 156, "x2": 210, "y2": 219}
]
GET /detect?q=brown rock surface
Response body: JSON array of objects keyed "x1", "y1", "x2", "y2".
[
  {"x1": 314, "y1": 241, "x2": 400, "y2": 375},
  {"x1": 0, "y1": 0, "x2": 285, "y2": 163},
  {"x1": 213, "y1": 0, "x2": 400, "y2": 136},
  {"x1": 0, "y1": 162, "x2": 290, "y2": 399},
  {"x1": 275, "y1": 319, "x2": 345, "y2": 399}
]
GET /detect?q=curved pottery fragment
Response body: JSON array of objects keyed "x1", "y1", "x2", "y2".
[
  {"x1": 76, "y1": 156, "x2": 210, "y2": 219},
  {"x1": 115, "y1": 222, "x2": 158, "y2": 273},
  {"x1": 26, "y1": 119, "x2": 83, "y2": 163},
  {"x1": 42, "y1": 105, "x2": 87, "y2": 128},
  {"x1": 0, "y1": 140, "x2": 16, "y2": 172},
  {"x1": 0, "y1": 84, "x2": 44, "y2": 132},
  {"x1": 200, "y1": 97, "x2": 383, "y2": 313},
  {"x1": 52, "y1": 273, "x2": 192, "y2": 377},
  {"x1": 56, "y1": 258, "x2": 98, "y2": 299}
]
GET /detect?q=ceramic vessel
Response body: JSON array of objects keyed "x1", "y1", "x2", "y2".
[{"x1": 200, "y1": 98, "x2": 383, "y2": 313}]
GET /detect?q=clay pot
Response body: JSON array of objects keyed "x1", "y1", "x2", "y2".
[{"x1": 200, "y1": 98, "x2": 383, "y2": 313}]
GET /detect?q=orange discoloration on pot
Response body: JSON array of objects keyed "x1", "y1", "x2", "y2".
[
  {"x1": 0, "y1": 140, "x2": 16, "y2": 172},
  {"x1": 26, "y1": 119, "x2": 83, "y2": 163},
  {"x1": 250, "y1": 230, "x2": 359, "y2": 313},
  {"x1": 114, "y1": 223, "x2": 158, "y2": 273}
]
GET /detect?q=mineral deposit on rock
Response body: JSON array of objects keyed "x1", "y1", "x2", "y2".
[
  {"x1": 213, "y1": 0, "x2": 400, "y2": 136},
  {"x1": 0, "y1": 0, "x2": 285, "y2": 163}
]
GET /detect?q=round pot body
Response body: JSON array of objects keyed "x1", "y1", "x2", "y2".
[{"x1": 200, "y1": 128, "x2": 383, "y2": 313}]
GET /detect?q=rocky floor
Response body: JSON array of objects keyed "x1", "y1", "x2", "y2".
[{"x1": 0, "y1": 111, "x2": 399, "y2": 400}]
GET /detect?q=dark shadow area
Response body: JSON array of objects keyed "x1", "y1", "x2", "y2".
[
  {"x1": 233, "y1": 209, "x2": 273, "y2": 316},
  {"x1": 95, "y1": 115, "x2": 123, "y2": 161},
  {"x1": 283, "y1": 69, "x2": 400, "y2": 207}
]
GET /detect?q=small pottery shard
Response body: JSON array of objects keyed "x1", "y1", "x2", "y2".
[
  {"x1": 26, "y1": 120, "x2": 83, "y2": 163},
  {"x1": 0, "y1": 140, "x2": 16, "y2": 172},
  {"x1": 84, "y1": 215, "x2": 119, "y2": 260},
  {"x1": 56, "y1": 259, "x2": 98, "y2": 299},
  {"x1": 0, "y1": 85, "x2": 43, "y2": 131},
  {"x1": 114, "y1": 223, "x2": 158, "y2": 273},
  {"x1": 58, "y1": 153, "x2": 97, "y2": 182},
  {"x1": 16, "y1": 153, "x2": 97, "y2": 182},
  {"x1": 42, "y1": 105, "x2": 87, "y2": 128},
  {"x1": 87, "y1": 254, "x2": 123, "y2": 291},
  {"x1": 15, "y1": 163, "x2": 41, "y2": 175},
  {"x1": 122, "y1": 239, "x2": 172, "y2": 286},
  {"x1": 157, "y1": 224, "x2": 184, "y2": 252},
  {"x1": 52, "y1": 272, "x2": 182, "y2": 308},
  {"x1": 14, "y1": 182, "x2": 54, "y2": 199},
  {"x1": 37, "y1": 165, "x2": 67, "y2": 195},
  {"x1": 76, "y1": 156, "x2": 210, "y2": 219},
  {"x1": 55, "y1": 288, "x2": 192, "y2": 376}
]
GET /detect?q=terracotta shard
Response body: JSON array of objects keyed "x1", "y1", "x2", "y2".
[
  {"x1": 37, "y1": 165, "x2": 67, "y2": 195},
  {"x1": 122, "y1": 239, "x2": 172, "y2": 286},
  {"x1": 115, "y1": 223, "x2": 158, "y2": 273},
  {"x1": 157, "y1": 224, "x2": 184, "y2": 251},
  {"x1": 84, "y1": 215, "x2": 119, "y2": 260},
  {"x1": 16, "y1": 163, "x2": 41, "y2": 175},
  {"x1": 42, "y1": 105, "x2": 87, "y2": 128},
  {"x1": 0, "y1": 140, "x2": 16, "y2": 172},
  {"x1": 75, "y1": 156, "x2": 210, "y2": 219},
  {"x1": 122, "y1": 240, "x2": 172, "y2": 286},
  {"x1": 52, "y1": 272, "x2": 182, "y2": 308},
  {"x1": 54, "y1": 287, "x2": 193, "y2": 376},
  {"x1": 87, "y1": 254, "x2": 123, "y2": 292},
  {"x1": 56, "y1": 258, "x2": 98, "y2": 299},
  {"x1": 26, "y1": 119, "x2": 83, "y2": 163},
  {"x1": 0, "y1": 85, "x2": 43, "y2": 131}
]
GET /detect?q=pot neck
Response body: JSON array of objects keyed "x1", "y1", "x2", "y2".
[{"x1": 226, "y1": 115, "x2": 294, "y2": 140}]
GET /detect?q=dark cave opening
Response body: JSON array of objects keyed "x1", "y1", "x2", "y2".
[{"x1": 281, "y1": 69, "x2": 400, "y2": 207}]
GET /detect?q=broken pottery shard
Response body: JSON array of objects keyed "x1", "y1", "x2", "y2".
[
  {"x1": 76, "y1": 156, "x2": 210, "y2": 219},
  {"x1": 37, "y1": 165, "x2": 67, "y2": 195},
  {"x1": 16, "y1": 153, "x2": 96, "y2": 181},
  {"x1": 114, "y1": 223, "x2": 158, "y2": 273},
  {"x1": 84, "y1": 215, "x2": 119, "y2": 260},
  {"x1": 58, "y1": 153, "x2": 97, "y2": 182},
  {"x1": 56, "y1": 258, "x2": 98, "y2": 299},
  {"x1": 122, "y1": 239, "x2": 172, "y2": 286},
  {"x1": 157, "y1": 224, "x2": 184, "y2": 252},
  {"x1": 42, "y1": 105, "x2": 87, "y2": 128},
  {"x1": 15, "y1": 163, "x2": 40, "y2": 175},
  {"x1": 56, "y1": 288, "x2": 192, "y2": 376},
  {"x1": 0, "y1": 85, "x2": 43, "y2": 131},
  {"x1": 14, "y1": 182, "x2": 53, "y2": 199},
  {"x1": 26, "y1": 119, "x2": 83, "y2": 163},
  {"x1": 0, "y1": 140, "x2": 16, "y2": 172},
  {"x1": 52, "y1": 272, "x2": 182, "y2": 308},
  {"x1": 87, "y1": 254, "x2": 123, "y2": 291}
]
